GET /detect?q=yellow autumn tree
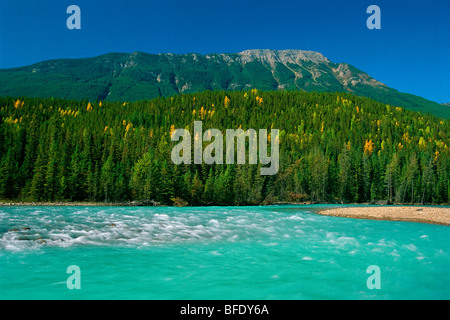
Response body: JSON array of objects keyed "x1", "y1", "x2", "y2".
[
  {"x1": 364, "y1": 139, "x2": 374, "y2": 155},
  {"x1": 224, "y1": 96, "x2": 231, "y2": 108},
  {"x1": 125, "y1": 123, "x2": 132, "y2": 134},
  {"x1": 200, "y1": 106, "x2": 206, "y2": 119},
  {"x1": 418, "y1": 137, "x2": 427, "y2": 149}
]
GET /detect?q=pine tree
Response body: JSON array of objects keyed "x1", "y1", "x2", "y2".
[
  {"x1": 402, "y1": 153, "x2": 418, "y2": 204},
  {"x1": 30, "y1": 142, "x2": 48, "y2": 201},
  {"x1": 181, "y1": 168, "x2": 192, "y2": 204},
  {"x1": 434, "y1": 156, "x2": 449, "y2": 203},
  {"x1": 202, "y1": 167, "x2": 215, "y2": 205},
  {"x1": 310, "y1": 149, "x2": 329, "y2": 202},
  {"x1": 213, "y1": 167, "x2": 226, "y2": 205},
  {"x1": 361, "y1": 153, "x2": 372, "y2": 202},
  {"x1": 45, "y1": 140, "x2": 59, "y2": 202},
  {"x1": 0, "y1": 150, "x2": 15, "y2": 199},
  {"x1": 190, "y1": 170, "x2": 204, "y2": 205},
  {"x1": 234, "y1": 164, "x2": 249, "y2": 205},
  {"x1": 248, "y1": 163, "x2": 264, "y2": 204},
  {"x1": 101, "y1": 154, "x2": 115, "y2": 202},
  {"x1": 338, "y1": 144, "x2": 352, "y2": 203},
  {"x1": 160, "y1": 161, "x2": 174, "y2": 204},
  {"x1": 222, "y1": 165, "x2": 235, "y2": 205},
  {"x1": 130, "y1": 152, "x2": 152, "y2": 200},
  {"x1": 385, "y1": 153, "x2": 400, "y2": 204},
  {"x1": 421, "y1": 157, "x2": 434, "y2": 204}
]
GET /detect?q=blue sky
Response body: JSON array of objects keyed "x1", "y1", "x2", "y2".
[{"x1": 0, "y1": 0, "x2": 449, "y2": 103}]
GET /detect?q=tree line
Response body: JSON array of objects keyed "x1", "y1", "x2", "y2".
[{"x1": 0, "y1": 90, "x2": 448, "y2": 205}]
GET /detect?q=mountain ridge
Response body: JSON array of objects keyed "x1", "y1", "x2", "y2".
[{"x1": 0, "y1": 49, "x2": 448, "y2": 118}]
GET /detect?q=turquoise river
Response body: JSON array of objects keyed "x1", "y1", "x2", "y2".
[{"x1": 0, "y1": 205, "x2": 448, "y2": 299}]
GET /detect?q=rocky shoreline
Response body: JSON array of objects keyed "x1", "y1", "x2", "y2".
[{"x1": 317, "y1": 206, "x2": 450, "y2": 226}]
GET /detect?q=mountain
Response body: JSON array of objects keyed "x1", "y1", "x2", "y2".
[{"x1": 0, "y1": 49, "x2": 448, "y2": 118}]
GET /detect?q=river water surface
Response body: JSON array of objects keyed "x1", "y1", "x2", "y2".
[{"x1": 0, "y1": 205, "x2": 448, "y2": 299}]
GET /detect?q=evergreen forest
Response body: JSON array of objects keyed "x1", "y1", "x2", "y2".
[{"x1": 0, "y1": 90, "x2": 448, "y2": 205}]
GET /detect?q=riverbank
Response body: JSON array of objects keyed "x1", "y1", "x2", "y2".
[
  {"x1": 317, "y1": 206, "x2": 450, "y2": 226},
  {"x1": 0, "y1": 200, "x2": 160, "y2": 207},
  {"x1": 1, "y1": 202, "x2": 449, "y2": 226}
]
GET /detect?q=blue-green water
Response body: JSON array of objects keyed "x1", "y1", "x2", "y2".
[{"x1": 0, "y1": 205, "x2": 448, "y2": 300}]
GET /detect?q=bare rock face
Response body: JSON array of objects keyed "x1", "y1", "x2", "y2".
[
  {"x1": 332, "y1": 63, "x2": 386, "y2": 88},
  {"x1": 238, "y1": 49, "x2": 329, "y2": 66}
]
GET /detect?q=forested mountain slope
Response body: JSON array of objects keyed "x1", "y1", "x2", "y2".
[
  {"x1": 0, "y1": 50, "x2": 448, "y2": 118},
  {"x1": 0, "y1": 91, "x2": 448, "y2": 204}
]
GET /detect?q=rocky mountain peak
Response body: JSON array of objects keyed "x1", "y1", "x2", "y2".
[{"x1": 238, "y1": 49, "x2": 329, "y2": 67}]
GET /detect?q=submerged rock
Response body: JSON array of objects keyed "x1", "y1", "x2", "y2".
[{"x1": 130, "y1": 200, "x2": 160, "y2": 206}]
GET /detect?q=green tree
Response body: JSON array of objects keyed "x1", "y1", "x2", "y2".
[
  {"x1": 420, "y1": 157, "x2": 435, "y2": 204},
  {"x1": 0, "y1": 150, "x2": 16, "y2": 199},
  {"x1": 101, "y1": 154, "x2": 115, "y2": 202},
  {"x1": 402, "y1": 153, "x2": 418, "y2": 204},
  {"x1": 338, "y1": 145, "x2": 352, "y2": 203},
  {"x1": 202, "y1": 167, "x2": 215, "y2": 205},
  {"x1": 190, "y1": 170, "x2": 204, "y2": 205},
  {"x1": 385, "y1": 153, "x2": 400, "y2": 204},
  {"x1": 309, "y1": 149, "x2": 329, "y2": 202},
  {"x1": 130, "y1": 152, "x2": 152, "y2": 200},
  {"x1": 29, "y1": 142, "x2": 48, "y2": 201}
]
